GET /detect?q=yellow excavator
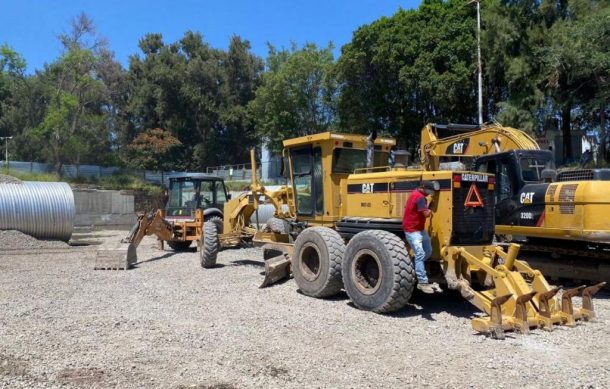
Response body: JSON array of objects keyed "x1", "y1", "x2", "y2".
[
  {"x1": 205, "y1": 130, "x2": 605, "y2": 338},
  {"x1": 420, "y1": 123, "x2": 610, "y2": 282}
]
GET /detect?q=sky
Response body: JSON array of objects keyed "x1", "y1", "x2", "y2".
[{"x1": 1, "y1": 0, "x2": 419, "y2": 74}]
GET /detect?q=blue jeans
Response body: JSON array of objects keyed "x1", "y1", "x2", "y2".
[{"x1": 404, "y1": 231, "x2": 432, "y2": 284}]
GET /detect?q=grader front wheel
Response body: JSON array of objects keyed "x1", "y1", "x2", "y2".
[
  {"x1": 343, "y1": 230, "x2": 415, "y2": 313},
  {"x1": 292, "y1": 227, "x2": 345, "y2": 298}
]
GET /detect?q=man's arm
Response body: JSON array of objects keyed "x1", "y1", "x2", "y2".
[{"x1": 416, "y1": 197, "x2": 432, "y2": 218}]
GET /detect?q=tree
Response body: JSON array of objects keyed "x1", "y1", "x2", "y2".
[
  {"x1": 249, "y1": 43, "x2": 338, "y2": 152},
  {"x1": 0, "y1": 44, "x2": 27, "y2": 144},
  {"x1": 483, "y1": 0, "x2": 610, "y2": 163},
  {"x1": 336, "y1": 0, "x2": 478, "y2": 151},
  {"x1": 29, "y1": 13, "x2": 120, "y2": 172},
  {"x1": 125, "y1": 127, "x2": 182, "y2": 170},
  {"x1": 123, "y1": 32, "x2": 262, "y2": 169}
]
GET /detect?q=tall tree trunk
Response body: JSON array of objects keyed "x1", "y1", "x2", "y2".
[{"x1": 561, "y1": 106, "x2": 572, "y2": 163}]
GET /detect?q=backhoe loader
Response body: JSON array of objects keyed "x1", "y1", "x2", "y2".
[
  {"x1": 420, "y1": 123, "x2": 610, "y2": 282},
  {"x1": 94, "y1": 173, "x2": 228, "y2": 269},
  {"x1": 205, "y1": 131, "x2": 604, "y2": 338}
]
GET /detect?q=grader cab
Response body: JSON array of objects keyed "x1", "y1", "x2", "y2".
[{"x1": 208, "y1": 131, "x2": 604, "y2": 338}]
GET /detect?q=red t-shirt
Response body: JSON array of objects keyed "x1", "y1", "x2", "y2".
[{"x1": 402, "y1": 189, "x2": 428, "y2": 232}]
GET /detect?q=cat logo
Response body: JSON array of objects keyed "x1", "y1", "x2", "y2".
[
  {"x1": 453, "y1": 141, "x2": 465, "y2": 154},
  {"x1": 520, "y1": 192, "x2": 534, "y2": 204},
  {"x1": 464, "y1": 183, "x2": 484, "y2": 208}
]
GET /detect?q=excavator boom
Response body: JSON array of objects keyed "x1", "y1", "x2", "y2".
[{"x1": 420, "y1": 123, "x2": 539, "y2": 171}]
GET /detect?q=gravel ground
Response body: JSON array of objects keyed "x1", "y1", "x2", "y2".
[
  {"x1": 0, "y1": 229, "x2": 609, "y2": 388},
  {"x1": 0, "y1": 230, "x2": 70, "y2": 250},
  {"x1": 0, "y1": 174, "x2": 22, "y2": 184}
]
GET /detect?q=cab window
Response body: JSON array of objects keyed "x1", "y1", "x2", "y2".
[{"x1": 215, "y1": 181, "x2": 227, "y2": 204}]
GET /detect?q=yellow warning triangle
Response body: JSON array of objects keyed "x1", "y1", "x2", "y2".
[{"x1": 464, "y1": 183, "x2": 484, "y2": 208}]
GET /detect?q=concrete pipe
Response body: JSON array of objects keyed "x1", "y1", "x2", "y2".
[{"x1": 0, "y1": 181, "x2": 75, "y2": 241}]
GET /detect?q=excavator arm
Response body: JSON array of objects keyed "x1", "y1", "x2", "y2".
[
  {"x1": 420, "y1": 123, "x2": 540, "y2": 170},
  {"x1": 95, "y1": 210, "x2": 175, "y2": 270}
]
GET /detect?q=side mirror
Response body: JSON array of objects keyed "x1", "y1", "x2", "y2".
[{"x1": 226, "y1": 193, "x2": 232, "y2": 200}]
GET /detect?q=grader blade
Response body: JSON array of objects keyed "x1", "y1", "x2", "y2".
[
  {"x1": 259, "y1": 243, "x2": 292, "y2": 288},
  {"x1": 451, "y1": 245, "x2": 605, "y2": 338},
  {"x1": 561, "y1": 285, "x2": 585, "y2": 326},
  {"x1": 580, "y1": 282, "x2": 607, "y2": 321},
  {"x1": 94, "y1": 242, "x2": 138, "y2": 270}
]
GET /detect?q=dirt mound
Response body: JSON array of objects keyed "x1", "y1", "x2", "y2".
[
  {"x1": 0, "y1": 230, "x2": 69, "y2": 250},
  {"x1": 0, "y1": 174, "x2": 22, "y2": 184}
]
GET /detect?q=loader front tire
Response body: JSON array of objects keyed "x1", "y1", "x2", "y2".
[
  {"x1": 206, "y1": 215, "x2": 224, "y2": 235},
  {"x1": 292, "y1": 227, "x2": 345, "y2": 298},
  {"x1": 343, "y1": 230, "x2": 415, "y2": 313},
  {"x1": 200, "y1": 221, "x2": 219, "y2": 268},
  {"x1": 167, "y1": 241, "x2": 192, "y2": 251}
]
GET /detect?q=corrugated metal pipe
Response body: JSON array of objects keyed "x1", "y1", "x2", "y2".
[{"x1": 0, "y1": 181, "x2": 75, "y2": 241}]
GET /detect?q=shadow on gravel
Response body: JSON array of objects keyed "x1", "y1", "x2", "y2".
[
  {"x1": 344, "y1": 289, "x2": 476, "y2": 321},
  {"x1": 135, "y1": 251, "x2": 179, "y2": 265},
  {"x1": 296, "y1": 289, "x2": 350, "y2": 301},
  {"x1": 230, "y1": 259, "x2": 264, "y2": 268}
]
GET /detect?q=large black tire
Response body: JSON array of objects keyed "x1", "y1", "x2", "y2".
[
  {"x1": 264, "y1": 217, "x2": 286, "y2": 234},
  {"x1": 206, "y1": 215, "x2": 224, "y2": 235},
  {"x1": 200, "y1": 221, "x2": 219, "y2": 268},
  {"x1": 342, "y1": 230, "x2": 415, "y2": 313},
  {"x1": 292, "y1": 227, "x2": 345, "y2": 298},
  {"x1": 167, "y1": 241, "x2": 192, "y2": 251}
]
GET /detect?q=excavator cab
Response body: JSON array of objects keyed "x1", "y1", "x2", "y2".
[{"x1": 474, "y1": 150, "x2": 554, "y2": 226}]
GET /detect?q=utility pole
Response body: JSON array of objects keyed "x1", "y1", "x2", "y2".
[
  {"x1": 1, "y1": 136, "x2": 12, "y2": 173},
  {"x1": 469, "y1": 0, "x2": 483, "y2": 125}
]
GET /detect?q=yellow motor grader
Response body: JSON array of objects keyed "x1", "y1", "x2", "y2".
[{"x1": 203, "y1": 131, "x2": 604, "y2": 338}]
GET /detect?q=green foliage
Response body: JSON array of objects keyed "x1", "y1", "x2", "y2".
[
  {"x1": 5, "y1": 170, "x2": 61, "y2": 182},
  {"x1": 97, "y1": 172, "x2": 162, "y2": 194},
  {"x1": 1, "y1": 5, "x2": 609, "y2": 169},
  {"x1": 336, "y1": 0, "x2": 478, "y2": 149},
  {"x1": 125, "y1": 127, "x2": 182, "y2": 170},
  {"x1": 249, "y1": 43, "x2": 338, "y2": 152},
  {"x1": 123, "y1": 32, "x2": 263, "y2": 170},
  {"x1": 483, "y1": 0, "x2": 610, "y2": 161}
]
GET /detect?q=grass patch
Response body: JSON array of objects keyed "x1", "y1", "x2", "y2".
[
  {"x1": 97, "y1": 173, "x2": 162, "y2": 195},
  {"x1": 4, "y1": 169, "x2": 162, "y2": 195},
  {"x1": 5, "y1": 170, "x2": 61, "y2": 182}
]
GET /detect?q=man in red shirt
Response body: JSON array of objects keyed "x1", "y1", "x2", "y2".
[{"x1": 403, "y1": 181, "x2": 441, "y2": 294}]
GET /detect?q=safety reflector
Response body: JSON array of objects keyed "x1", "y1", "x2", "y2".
[{"x1": 464, "y1": 183, "x2": 484, "y2": 208}]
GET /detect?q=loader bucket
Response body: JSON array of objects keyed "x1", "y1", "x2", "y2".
[
  {"x1": 94, "y1": 242, "x2": 138, "y2": 270},
  {"x1": 259, "y1": 243, "x2": 292, "y2": 288}
]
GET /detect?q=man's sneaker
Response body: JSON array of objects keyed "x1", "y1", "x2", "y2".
[
  {"x1": 417, "y1": 283, "x2": 435, "y2": 294},
  {"x1": 430, "y1": 282, "x2": 443, "y2": 293}
]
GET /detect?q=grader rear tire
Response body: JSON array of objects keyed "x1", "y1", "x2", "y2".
[
  {"x1": 292, "y1": 227, "x2": 345, "y2": 298},
  {"x1": 342, "y1": 230, "x2": 415, "y2": 313},
  {"x1": 167, "y1": 241, "x2": 192, "y2": 251},
  {"x1": 200, "y1": 221, "x2": 219, "y2": 268}
]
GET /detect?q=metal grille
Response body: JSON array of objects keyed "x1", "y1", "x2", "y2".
[
  {"x1": 558, "y1": 184, "x2": 578, "y2": 214},
  {"x1": 557, "y1": 169, "x2": 594, "y2": 182},
  {"x1": 546, "y1": 184, "x2": 558, "y2": 201},
  {"x1": 392, "y1": 192, "x2": 409, "y2": 218},
  {"x1": 451, "y1": 182, "x2": 495, "y2": 245}
]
